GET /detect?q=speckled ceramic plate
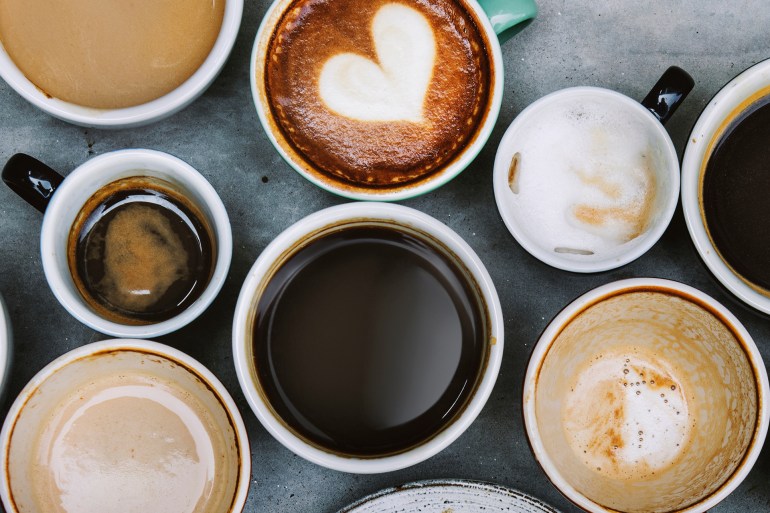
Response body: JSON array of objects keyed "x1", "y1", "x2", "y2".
[{"x1": 337, "y1": 479, "x2": 559, "y2": 513}]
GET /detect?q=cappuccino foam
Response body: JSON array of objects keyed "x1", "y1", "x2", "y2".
[
  {"x1": 264, "y1": 0, "x2": 492, "y2": 188},
  {"x1": 504, "y1": 94, "x2": 663, "y2": 256}
]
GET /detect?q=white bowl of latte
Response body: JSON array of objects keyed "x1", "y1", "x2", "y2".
[
  {"x1": 251, "y1": 0, "x2": 504, "y2": 201},
  {"x1": 0, "y1": 0, "x2": 242, "y2": 128},
  {"x1": 494, "y1": 87, "x2": 680, "y2": 272},
  {"x1": 523, "y1": 278, "x2": 769, "y2": 513},
  {"x1": 681, "y1": 58, "x2": 770, "y2": 314},
  {"x1": 0, "y1": 339, "x2": 251, "y2": 513}
]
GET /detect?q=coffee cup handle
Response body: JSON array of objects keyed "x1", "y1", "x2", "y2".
[
  {"x1": 477, "y1": 0, "x2": 537, "y2": 44},
  {"x1": 641, "y1": 66, "x2": 694, "y2": 126},
  {"x1": 2, "y1": 154, "x2": 65, "y2": 214}
]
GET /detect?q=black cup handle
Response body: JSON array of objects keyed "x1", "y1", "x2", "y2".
[
  {"x1": 641, "y1": 66, "x2": 694, "y2": 126},
  {"x1": 2, "y1": 154, "x2": 65, "y2": 214}
]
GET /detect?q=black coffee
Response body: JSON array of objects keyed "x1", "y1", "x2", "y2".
[
  {"x1": 253, "y1": 225, "x2": 487, "y2": 457},
  {"x1": 68, "y1": 177, "x2": 215, "y2": 324},
  {"x1": 702, "y1": 95, "x2": 770, "y2": 291}
]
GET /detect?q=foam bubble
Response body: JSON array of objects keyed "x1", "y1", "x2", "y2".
[
  {"x1": 506, "y1": 95, "x2": 662, "y2": 256},
  {"x1": 563, "y1": 351, "x2": 691, "y2": 480},
  {"x1": 318, "y1": 3, "x2": 436, "y2": 122}
]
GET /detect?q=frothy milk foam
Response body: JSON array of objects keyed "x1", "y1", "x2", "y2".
[
  {"x1": 319, "y1": 4, "x2": 436, "y2": 122},
  {"x1": 563, "y1": 349, "x2": 691, "y2": 480},
  {"x1": 506, "y1": 94, "x2": 661, "y2": 256}
]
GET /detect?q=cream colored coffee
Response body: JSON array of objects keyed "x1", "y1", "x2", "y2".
[
  {"x1": 264, "y1": 0, "x2": 493, "y2": 189},
  {"x1": 534, "y1": 290, "x2": 758, "y2": 512},
  {"x1": 0, "y1": 0, "x2": 225, "y2": 109},
  {"x1": 7, "y1": 351, "x2": 240, "y2": 513}
]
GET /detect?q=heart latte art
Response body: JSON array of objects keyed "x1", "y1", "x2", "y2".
[
  {"x1": 319, "y1": 5, "x2": 436, "y2": 122},
  {"x1": 264, "y1": 0, "x2": 493, "y2": 189}
]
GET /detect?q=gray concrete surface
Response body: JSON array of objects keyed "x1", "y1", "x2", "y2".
[{"x1": 1, "y1": 0, "x2": 770, "y2": 511}]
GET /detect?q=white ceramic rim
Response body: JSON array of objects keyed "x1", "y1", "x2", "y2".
[
  {"x1": 522, "y1": 278, "x2": 770, "y2": 513},
  {"x1": 0, "y1": 293, "x2": 11, "y2": 400},
  {"x1": 681, "y1": 58, "x2": 770, "y2": 314},
  {"x1": 232, "y1": 202, "x2": 504, "y2": 473},
  {"x1": 40, "y1": 149, "x2": 233, "y2": 338},
  {"x1": 0, "y1": 339, "x2": 251, "y2": 513},
  {"x1": 493, "y1": 87, "x2": 681, "y2": 273},
  {"x1": 249, "y1": 0, "x2": 505, "y2": 201},
  {"x1": 0, "y1": 0, "x2": 243, "y2": 128}
]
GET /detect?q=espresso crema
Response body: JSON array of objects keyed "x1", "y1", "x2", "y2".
[
  {"x1": 264, "y1": 0, "x2": 493, "y2": 189},
  {"x1": 0, "y1": 0, "x2": 225, "y2": 109}
]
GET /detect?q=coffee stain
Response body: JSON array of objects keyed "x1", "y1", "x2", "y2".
[{"x1": 508, "y1": 152, "x2": 521, "y2": 194}]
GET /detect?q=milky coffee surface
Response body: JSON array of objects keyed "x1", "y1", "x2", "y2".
[
  {"x1": 0, "y1": 0, "x2": 225, "y2": 109},
  {"x1": 265, "y1": 0, "x2": 492, "y2": 188}
]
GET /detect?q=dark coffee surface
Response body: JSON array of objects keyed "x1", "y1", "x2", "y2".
[
  {"x1": 253, "y1": 226, "x2": 486, "y2": 456},
  {"x1": 68, "y1": 179, "x2": 215, "y2": 324},
  {"x1": 702, "y1": 96, "x2": 770, "y2": 292},
  {"x1": 264, "y1": 0, "x2": 492, "y2": 189}
]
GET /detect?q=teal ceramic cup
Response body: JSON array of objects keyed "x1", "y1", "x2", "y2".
[{"x1": 251, "y1": 0, "x2": 537, "y2": 201}]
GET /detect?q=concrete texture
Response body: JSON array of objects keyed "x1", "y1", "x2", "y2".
[{"x1": 1, "y1": 0, "x2": 769, "y2": 511}]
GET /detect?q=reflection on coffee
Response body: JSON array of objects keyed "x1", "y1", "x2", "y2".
[
  {"x1": 68, "y1": 177, "x2": 215, "y2": 325},
  {"x1": 264, "y1": 0, "x2": 492, "y2": 189},
  {"x1": 0, "y1": 0, "x2": 224, "y2": 109},
  {"x1": 253, "y1": 225, "x2": 487, "y2": 456},
  {"x1": 702, "y1": 95, "x2": 770, "y2": 293}
]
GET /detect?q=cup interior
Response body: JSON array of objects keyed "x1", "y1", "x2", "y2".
[
  {"x1": 0, "y1": 0, "x2": 243, "y2": 127},
  {"x1": 527, "y1": 283, "x2": 765, "y2": 512},
  {"x1": 233, "y1": 203, "x2": 503, "y2": 473},
  {"x1": 1, "y1": 342, "x2": 248, "y2": 513},
  {"x1": 494, "y1": 88, "x2": 679, "y2": 272},
  {"x1": 41, "y1": 150, "x2": 232, "y2": 338}
]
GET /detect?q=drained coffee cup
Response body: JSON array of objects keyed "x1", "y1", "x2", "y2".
[
  {"x1": 0, "y1": 339, "x2": 251, "y2": 513},
  {"x1": 0, "y1": 0, "x2": 242, "y2": 128},
  {"x1": 252, "y1": 0, "x2": 536, "y2": 200},
  {"x1": 2, "y1": 149, "x2": 232, "y2": 338},
  {"x1": 682, "y1": 57, "x2": 770, "y2": 314},
  {"x1": 494, "y1": 67, "x2": 693, "y2": 272},
  {"x1": 523, "y1": 278, "x2": 769, "y2": 513},
  {"x1": 233, "y1": 202, "x2": 503, "y2": 473}
]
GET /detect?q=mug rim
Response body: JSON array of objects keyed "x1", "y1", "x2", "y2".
[
  {"x1": 0, "y1": 293, "x2": 11, "y2": 401},
  {"x1": 681, "y1": 57, "x2": 770, "y2": 314},
  {"x1": 522, "y1": 277, "x2": 770, "y2": 513},
  {"x1": 232, "y1": 202, "x2": 504, "y2": 473},
  {"x1": 249, "y1": 0, "x2": 505, "y2": 202},
  {"x1": 493, "y1": 86, "x2": 681, "y2": 273},
  {"x1": 0, "y1": 338, "x2": 251, "y2": 513},
  {"x1": 0, "y1": 0, "x2": 243, "y2": 128},
  {"x1": 40, "y1": 149, "x2": 233, "y2": 338}
]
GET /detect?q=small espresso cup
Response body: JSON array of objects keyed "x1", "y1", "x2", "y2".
[
  {"x1": 0, "y1": 339, "x2": 251, "y2": 513},
  {"x1": 494, "y1": 67, "x2": 694, "y2": 272},
  {"x1": 682, "y1": 57, "x2": 770, "y2": 314},
  {"x1": 0, "y1": 1, "x2": 242, "y2": 128},
  {"x1": 2, "y1": 149, "x2": 232, "y2": 338},
  {"x1": 251, "y1": 0, "x2": 537, "y2": 201},
  {"x1": 523, "y1": 278, "x2": 769, "y2": 513},
  {"x1": 233, "y1": 202, "x2": 504, "y2": 473}
]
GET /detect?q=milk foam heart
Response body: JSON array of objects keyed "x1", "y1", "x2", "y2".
[{"x1": 318, "y1": 3, "x2": 436, "y2": 122}]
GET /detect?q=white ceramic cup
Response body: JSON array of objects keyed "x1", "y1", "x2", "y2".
[
  {"x1": 682, "y1": 58, "x2": 770, "y2": 314},
  {"x1": 233, "y1": 202, "x2": 504, "y2": 473},
  {"x1": 0, "y1": 1, "x2": 243, "y2": 128},
  {"x1": 250, "y1": 0, "x2": 535, "y2": 201},
  {"x1": 0, "y1": 293, "x2": 12, "y2": 402},
  {"x1": 0, "y1": 339, "x2": 251, "y2": 513},
  {"x1": 523, "y1": 278, "x2": 769, "y2": 513},
  {"x1": 2, "y1": 149, "x2": 232, "y2": 338},
  {"x1": 494, "y1": 68, "x2": 692, "y2": 272}
]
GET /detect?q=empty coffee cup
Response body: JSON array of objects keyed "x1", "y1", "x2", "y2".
[
  {"x1": 233, "y1": 202, "x2": 504, "y2": 472},
  {"x1": 523, "y1": 278, "x2": 769, "y2": 513},
  {"x1": 494, "y1": 67, "x2": 693, "y2": 272},
  {"x1": 0, "y1": 339, "x2": 251, "y2": 513},
  {"x1": 2, "y1": 149, "x2": 232, "y2": 338}
]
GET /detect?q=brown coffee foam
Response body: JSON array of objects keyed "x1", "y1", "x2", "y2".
[
  {"x1": 0, "y1": 0, "x2": 224, "y2": 109},
  {"x1": 263, "y1": 0, "x2": 492, "y2": 189}
]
